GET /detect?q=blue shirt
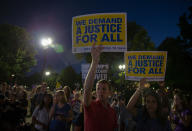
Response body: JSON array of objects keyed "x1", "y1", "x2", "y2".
[{"x1": 49, "y1": 103, "x2": 71, "y2": 131}]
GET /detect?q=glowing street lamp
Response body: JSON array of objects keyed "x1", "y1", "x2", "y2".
[
  {"x1": 118, "y1": 64, "x2": 125, "y2": 94},
  {"x1": 11, "y1": 74, "x2": 15, "y2": 77},
  {"x1": 41, "y1": 37, "x2": 53, "y2": 49},
  {"x1": 119, "y1": 64, "x2": 125, "y2": 71},
  {"x1": 45, "y1": 71, "x2": 51, "y2": 76}
]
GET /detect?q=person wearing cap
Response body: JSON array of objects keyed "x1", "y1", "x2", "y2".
[{"x1": 83, "y1": 43, "x2": 117, "y2": 131}]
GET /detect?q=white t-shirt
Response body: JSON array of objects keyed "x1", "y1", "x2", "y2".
[{"x1": 32, "y1": 106, "x2": 49, "y2": 131}]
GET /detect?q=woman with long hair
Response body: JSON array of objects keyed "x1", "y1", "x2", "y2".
[
  {"x1": 127, "y1": 79, "x2": 171, "y2": 131},
  {"x1": 171, "y1": 90, "x2": 186, "y2": 115},
  {"x1": 32, "y1": 93, "x2": 52, "y2": 131},
  {"x1": 49, "y1": 90, "x2": 73, "y2": 131},
  {"x1": 63, "y1": 86, "x2": 72, "y2": 103},
  {"x1": 170, "y1": 89, "x2": 192, "y2": 130}
]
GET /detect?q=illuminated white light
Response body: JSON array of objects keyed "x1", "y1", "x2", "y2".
[
  {"x1": 119, "y1": 64, "x2": 125, "y2": 70},
  {"x1": 45, "y1": 71, "x2": 50, "y2": 76},
  {"x1": 41, "y1": 37, "x2": 53, "y2": 47},
  {"x1": 119, "y1": 65, "x2": 122, "y2": 69},
  {"x1": 122, "y1": 65, "x2": 125, "y2": 69}
]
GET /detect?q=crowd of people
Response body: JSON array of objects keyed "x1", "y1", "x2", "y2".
[
  {"x1": 0, "y1": 44, "x2": 192, "y2": 131},
  {"x1": 0, "y1": 82, "x2": 29, "y2": 130}
]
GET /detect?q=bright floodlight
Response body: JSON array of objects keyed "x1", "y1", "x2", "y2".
[
  {"x1": 122, "y1": 65, "x2": 125, "y2": 69},
  {"x1": 119, "y1": 64, "x2": 125, "y2": 70},
  {"x1": 41, "y1": 37, "x2": 53, "y2": 48},
  {"x1": 45, "y1": 71, "x2": 50, "y2": 76}
]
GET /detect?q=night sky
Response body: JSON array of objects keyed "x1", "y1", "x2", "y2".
[{"x1": 0, "y1": 0, "x2": 191, "y2": 73}]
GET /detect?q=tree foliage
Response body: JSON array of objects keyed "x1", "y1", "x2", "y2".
[
  {"x1": 178, "y1": 6, "x2": 192, "y2": 49},
  {"x1": 157, "y1": 6, "x2": 192, "y2": 91},
  {"x1": 58, "y1": 65, "x2": 81, "y2": 90},
  {"x1": 0, "y1": 24, "x2": 36, "y2": 83},
  {"x1": 158, "y1": 37, "x2": 192, "y2": 91},
  {"x1": 127, "y1": 22, "x2": 155, "y2": 51},
  {"x1": 24, "y1": 72, "x2": 42, "y2": 86}
]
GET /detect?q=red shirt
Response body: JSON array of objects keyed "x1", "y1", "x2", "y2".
[{"x1": 84, "y1": 99, "x2": 117, "y2": 131}]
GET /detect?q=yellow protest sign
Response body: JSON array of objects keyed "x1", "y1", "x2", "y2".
[
  {"x1": 56, "y1": 82, "x2": 62, "y2": 89},
  {"x1": 72, "y1": 13, "x2": 127, "y2": 53},
  {"x1": 124, "y1": 51, "x2": 167, "y2": 81}
]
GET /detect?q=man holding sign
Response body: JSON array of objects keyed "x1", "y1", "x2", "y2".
[{"x1": 83, "y1": 43, "x2": 117, "y2": 131}]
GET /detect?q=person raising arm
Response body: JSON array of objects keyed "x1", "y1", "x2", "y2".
[
  {"x1": 126, "y1": 78, "x2": 147, "y2": 112},
  {"x1": 83, "y1": 43, "x2": 117, "y2": 131},
  {"x1": 84, "y1": 43, "x2": 103, "y2": 107},
  {"x1": 127, "y1": 79, "x2": 171, "y2": 131}
]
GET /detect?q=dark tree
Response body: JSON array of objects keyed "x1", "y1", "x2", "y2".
[
  {"x1": 178, "y1": 6, "x2": 192, "y2": 49},
  {"x1": 158, "y1": 37, "x2": 192, "y2": 91},
  {"x1": 0, "y1": 24, "x2": 36, "y2": 83},
  {"x1": 58, "y1": 65, "x2": 81, "y2": 90},
  {"x1": 157, "y1": 6, "x2": 192, "y2": 91}
]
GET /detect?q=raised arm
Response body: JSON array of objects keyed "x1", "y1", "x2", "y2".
[
  {"x1": 126, "y1": 78, "x2": 147, "y2": 111},
  {"x1": 83, "y1": 43, "x2": 103, "y2": 107}
]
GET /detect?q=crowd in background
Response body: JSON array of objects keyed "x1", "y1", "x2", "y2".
[{"x1": 0, "y1": 80, "x2": 192, "y2": 131}]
